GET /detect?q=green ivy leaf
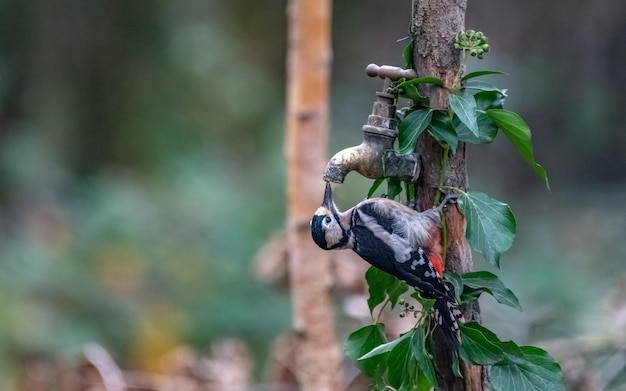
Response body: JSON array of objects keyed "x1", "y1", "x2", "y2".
[
  {"x1": 403, "y1": 41, "x2": 413, "y2": 69},
  {"x1": 404, "y1": 181, "x2": 415, "y2": 203},
  {"x1": 449, "y1": 92, "x2": 479, "y2": 136},
  {"x1": 416, "y1": 371, "x2": 435, "y2": 391},
  {"x1": 360, "y1": 330, "x2": 410, "y2": 360},
  {"x1": 475, "y1": 89, "x2": 507, "y2": 109},
  {"x1": 398, "y1": 109, "x2": 433, "y2": 154},
  {"x1": 463, "y1": 79, "x2": 507, "y2": 95},
  {"x1": 518, "y1": 346, "x2": 563, "y2": 374},
  {"x1": 485, "y1": 109, "x2": 550, "y2": 189},
  {"x1": 387, "y1": 333, "x2": 418, "y2": 390},
  {"x1": 453, "y1": 114, "x2": 497, "y2": 144},
  {"x1": 459, "y1": 322, "x2": 504, "y2": 365},
  {"x1": 454, "y1": 90, "x2": 504, "y2": 144},
  {"x1": 366, "y1": 267, "x2": 409, "y2": 315},
  {"x1": 398, "y1": 84, "x2": 430, "y2": 107},
  {"x1": 459, "y1": 323, "x2": 565, "y2": 391},
  {"x1": 395, "y1": 77, "x2": 443, "y2": 107},
  {"x1": 360, "y1": 328, "x2": 438, "y2": 390},
  {"x1": 397, "y1": 76, "x2": 445, "y2": 88},
  {"x1": 491, "y1": 343, "x2": 565, "y2": 391},
  {"x1": 429, "y1": 110, "x2": 458, "y2": 153},
  {"x1": 461, "y1": 271, "x2": 522, "y2": 311},
  {"x1": 345, "y1": 324, "x2": 388, "y2": 378},
  {"x1": 444, "y1": 271, "x2": 464, "y2": 303},
  {"x1": 491, "y1": 364, "x2": 563, "y2": 391},
  {"x1": 458, "y1": 192, "x2": 516, "y2": 268},
  {"x1": 411, "y1": 327, "x2": 437, "y2": 388},
  {"x1": 387, "y1": 178, "x2": 403, "y2": 200},
  {"x1": 461, "y1": 70, "x2": 506, "y2": 81},
  {"x1": 367, "y1": 178, "x2": 384, "y2": 199},
  {"x1": 452, "y1": 353, "x2": 462, "y2": 378},
  {"x1": 366, "y1": 267, "x2": 387, "y2": 314}
]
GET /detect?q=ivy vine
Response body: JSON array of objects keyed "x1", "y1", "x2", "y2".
[{"x1": 344, "y1": 30, "x2": 564, "y2": 391}]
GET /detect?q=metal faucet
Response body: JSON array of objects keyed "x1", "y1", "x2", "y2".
[{"x1": 323, "y1": 64, "x2": 420, "y2": 183}]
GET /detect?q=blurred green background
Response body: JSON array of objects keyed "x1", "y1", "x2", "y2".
[{"x1": 0, "y1": 0, "x2": 625, "y2": 388}]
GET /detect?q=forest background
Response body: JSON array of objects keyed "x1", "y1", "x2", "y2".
[{"x1": 0, "y1": 0, "x2": 625, "y2": 388}]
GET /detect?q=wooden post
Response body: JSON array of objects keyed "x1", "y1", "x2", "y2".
[
  {"x1": 285, "y1": 0, "x2": 341, "y2": 390},
  {"x1": 411, "y1": 0, "x2": 487, "y2": 389}
]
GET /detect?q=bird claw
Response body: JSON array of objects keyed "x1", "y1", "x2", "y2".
[{"x1": 436, "y1": 192, "x2": 460, "y2": 211}]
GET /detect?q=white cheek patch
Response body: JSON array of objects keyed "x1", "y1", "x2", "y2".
[{"x1": 325, "y1": 226, "x2": 344, "y2": 247}]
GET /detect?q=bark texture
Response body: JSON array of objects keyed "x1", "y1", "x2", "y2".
[
  {"x1": 411, "y1": 0, "x2": 487, "y2": 390},
  {"x1": 285, "y1": 0, "x2": 341, "y2": 390}
]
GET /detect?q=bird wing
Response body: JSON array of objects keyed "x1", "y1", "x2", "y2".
[{"x1": 393, "y1": 248, "x2": 455, "y2": 302}]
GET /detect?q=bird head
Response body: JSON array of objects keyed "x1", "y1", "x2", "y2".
[{"x1": 310, "y1": 182, "x2": 350, "y2": 250}]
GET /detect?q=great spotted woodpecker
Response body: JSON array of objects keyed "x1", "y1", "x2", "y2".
[{"x1": 310, "y1": 183, "x2": 464, "y2": 350}]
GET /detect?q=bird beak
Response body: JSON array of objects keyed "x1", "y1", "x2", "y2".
[{"x1": 322, "y1": 182, "x2": 333, "y2": 209}]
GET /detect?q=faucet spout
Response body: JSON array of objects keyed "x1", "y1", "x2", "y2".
[
  {"x1": 323, "y1": 146, "x2": 363, "y2": 184},
  {"x1": 323, "y1": 131, "x2": 420, "y2": 183},
  {"x1": 324, "y1": 132, "x2": 392, "y2": 183}
]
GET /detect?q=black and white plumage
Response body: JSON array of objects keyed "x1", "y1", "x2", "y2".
[{"x1": 310, "y1": 183, "x2": 464, "y2": 350}]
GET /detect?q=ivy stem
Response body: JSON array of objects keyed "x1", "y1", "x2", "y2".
[
  {"x1": 441, "y1": 216, "x2": 449, "y2": 268},
  {"x1": 440, "y1": 185, "x2": 467, "y2": 195},
  {"x1": 436, "y1": 144, "x2": 450, "y2": 267},
  {"x1": 374, "y1": 297, "x2": 391, "y2": 324},
  {"x1": 434, "y1": 144, "x2": 450, "y2": 206},
  {"x1": 451, "y1": 50, "x2": 469, "y2": 92}
]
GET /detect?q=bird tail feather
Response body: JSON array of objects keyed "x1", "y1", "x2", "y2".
[{"x1": 433, "y1": 299, "x2": 464, "y2": 351}]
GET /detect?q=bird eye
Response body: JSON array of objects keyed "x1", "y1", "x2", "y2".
[{"x1": 324, "y1": 216, "x2": 332, "y2": 224}]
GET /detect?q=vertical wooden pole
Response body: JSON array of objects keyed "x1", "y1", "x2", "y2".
[
  {"x1": 411, "y1": 0, "x2": 486, "y2": 389},
  {"x1": 285, "y1": 0, "x2": 341, "y2": 390}
]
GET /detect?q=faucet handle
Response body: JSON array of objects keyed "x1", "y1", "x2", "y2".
[{"x1": 366, "y1": 64, "x2": 417, "y2": 81}]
